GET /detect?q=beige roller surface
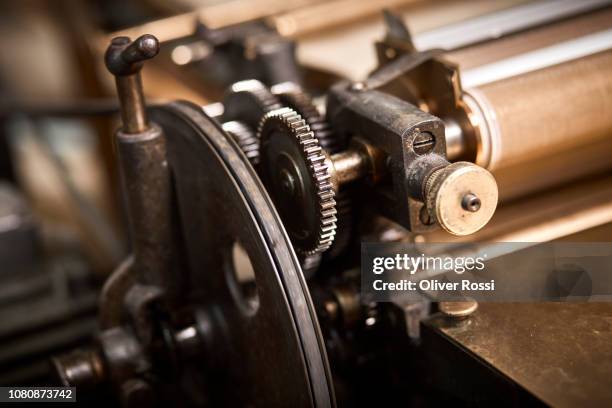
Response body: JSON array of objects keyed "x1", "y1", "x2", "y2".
[
  {"x1": 493, "y1": 136, "x2": 612, "y2": 203},
  {"x1": 471, "y1": 50, "x2": 612, "y2": 171}
]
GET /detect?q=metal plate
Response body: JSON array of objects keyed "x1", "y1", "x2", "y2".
[
  {"x1": 150, "y1": 102, "x2": 334, "y2": 407},
  {"x1": 423, "y1": 303, "x2": 612, "y2": 407}
]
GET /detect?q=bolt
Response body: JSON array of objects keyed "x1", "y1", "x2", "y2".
[
  {"x1": 52, "y1": 349, "x2": 105, "y2": 388},
  {"x1": 461, "y1": 193, "x2": 481, "y2": 212},
  {"x1": 385, "y1": 48, "x2": 397, "y2": 60},
  {"x1": 412, "y1": 132, "x2": 436, "y2": 155},
  {"x1": 279, "y1": 168, "x2": 296, "y2": 196},
  {"x1": 439, "y1": 300, "x2": 478, "y2": 319}
]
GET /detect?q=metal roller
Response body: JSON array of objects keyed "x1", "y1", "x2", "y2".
[
  {"x1": 463, "y1": 49, "x2": 612, "y2": 171},
  {"x1": 436, "y1": 13, "x2": 612, "y2": 201}
]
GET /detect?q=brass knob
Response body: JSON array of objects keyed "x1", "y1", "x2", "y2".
[{"x1": 425, "y1": 162, "x2": 498, "y2": 235}]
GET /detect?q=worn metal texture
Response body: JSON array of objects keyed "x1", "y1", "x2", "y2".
[
  {"x1": 149, "y1": 102, "x2": 335, "y2": 407},
  {"x1": 115, "y1": 75, "x2": 149, "y2": 133},
  {"x1": 115, "y1": 125, "x2": 174, "y2": 294},
  {"x1": 424, "y1": 303, "x2": 612, "y2": 407},
  {"x1": 98, "y1": 256, "x2": 135, "y2": 329},
  {"x1": 258, "y1": 107, "x2": 337, "y2": 256},
  {"x1": 327, "y1": 85, "x2": 446, "y2": 232}
]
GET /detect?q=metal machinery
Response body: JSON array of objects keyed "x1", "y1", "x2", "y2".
[{"x1": 1, "y1": 0, "x2": 612, "y2": 406}]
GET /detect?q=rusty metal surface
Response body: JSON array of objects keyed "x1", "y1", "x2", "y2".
[
  {"x1": 327, "y1": 85, "x2": 448, "y2": 232},
  {"x1": 115, "y1": 125, "x2": 173, "y2": 292},
  {"x1": 98, "y1": 256, "x2": 135, "y2": 329},
  {"x1": 425, "y1": 303, "x2": 612, "y2": 407}
]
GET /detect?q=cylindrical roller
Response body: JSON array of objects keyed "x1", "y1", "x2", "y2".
[{"x1": 463, "y1": 49, "x2": 612, "y2": 171}]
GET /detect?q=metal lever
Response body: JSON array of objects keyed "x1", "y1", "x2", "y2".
[
  {"x1": 105, "y1": 35, "x2": 160, "y2": 133},
  {"x1": 103, "y1": 35, "x2": 175, "y2": 296}
]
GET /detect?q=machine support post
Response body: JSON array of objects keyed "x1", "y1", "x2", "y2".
[{"x1": 104, "y1": 35, "x2": 174, "y2": 293}]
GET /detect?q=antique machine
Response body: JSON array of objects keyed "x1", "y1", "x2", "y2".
[{"x1": 1, "y1": 0, "x2": 612, "y2": 406}]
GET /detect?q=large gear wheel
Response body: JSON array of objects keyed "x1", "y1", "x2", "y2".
[{"x1": 258, "y1": 107, "x2": 337, "y2": 255}]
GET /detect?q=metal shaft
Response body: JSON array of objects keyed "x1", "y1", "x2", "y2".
[
  {"x1": 329, "y1": 150, "x2": 369, "y2": 187},
  {"x1": 116, "y1": 75, "x2": 148, "y2": 133}
]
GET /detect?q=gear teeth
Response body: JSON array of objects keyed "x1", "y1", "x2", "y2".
[
  {"x1": 222, "y1": 120, "x2": 260, "y2": 166},
  {"x1": 272, "y1": 83, "x2": 343, "y2": 153},
  {"x1": 258, "y1": 107, "x2": 338, "y2": 256},
  {"x1": 272, "y1": 84, "x2": 355, "y2": 258},
  {"x1": 229, "y1": 80, "x2": 283, "y2": 112},
  {"x1": 222, "y1": 79, "x2": 283, "y2": 131}
]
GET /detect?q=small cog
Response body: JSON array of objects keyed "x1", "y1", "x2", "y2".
[
  {"x1": 222, "y1": 120, "x2": 259, "y2": 165},
  {"x1": 222, "y1": 79, "x2": 282, "y2": 130}
]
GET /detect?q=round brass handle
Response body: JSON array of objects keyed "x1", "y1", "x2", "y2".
[{"x1": 425, "y1": 162, "x2": 498, "y2": 235}]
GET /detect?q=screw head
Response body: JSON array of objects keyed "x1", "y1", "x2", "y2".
[
  {"x1": 439, "y1": 300, "x2": 478, "y2": 318},
  {"x1": 279, "y1": 168, "x2": 296, "y2": 196},
  {"x1": 413, "y1": 132, "x2": 436, "y2": 155}
]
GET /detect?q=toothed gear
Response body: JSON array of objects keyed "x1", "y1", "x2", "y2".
[
  {"x1": 272, "y1": 83, "x2": 352, "y2": 257},
  {"x1": 222, "y1": 79, "x2": 283, "y2": 130},
  {"x1": 272, "y1": 84, "x2": 342, "y2": 153},
  {"x1": 258, "y1": 107, "x2": 337, "y2": 255},
  {"x1": 222, "y1": 120, "x2": 260, "y2": 165}
]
